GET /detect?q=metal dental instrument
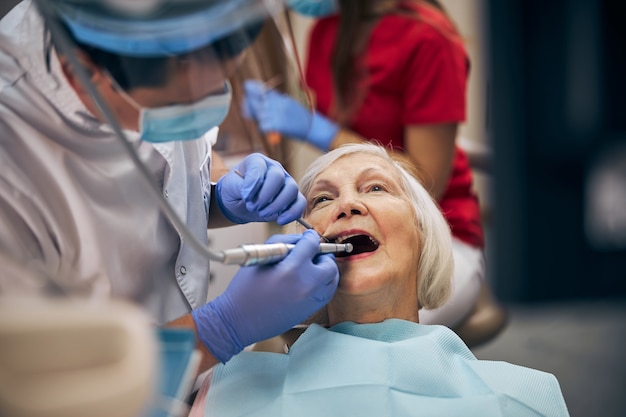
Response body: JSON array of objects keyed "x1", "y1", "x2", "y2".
[
  {"x1": 219, "y1": 242, "x2": 353, "y2": 266},
  {"x1": 294, "y1": 217, "x2": 331, "y2": 243}
]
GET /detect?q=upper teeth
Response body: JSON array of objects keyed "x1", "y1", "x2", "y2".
[
  {"x1": 336, "y1": 234, "x2": 379, "y2": 245},
  {"x1": 336, "y1": 234, "x2": 356, "y2": 243}
]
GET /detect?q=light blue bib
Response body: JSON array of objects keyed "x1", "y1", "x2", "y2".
[{"x1": 205, "y1": 319, "x2": 569, "y2": 417}]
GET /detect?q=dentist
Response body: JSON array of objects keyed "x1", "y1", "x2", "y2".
[{"x1": 0, "y1": 0, "x2": 339, "y2": 369}]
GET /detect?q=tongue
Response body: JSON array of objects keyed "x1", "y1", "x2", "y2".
[{"x1": 336, "y1": 235, "x2": 378, "y2": 257}]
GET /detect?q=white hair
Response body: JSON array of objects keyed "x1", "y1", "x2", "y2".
[{"x1": 299, "y1": 143, "x2": 453, "y2": 309}]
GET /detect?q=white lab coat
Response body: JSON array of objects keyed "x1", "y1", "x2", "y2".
[{"x1": 0, "y1": 1, "x2": 213, "y2": 324}]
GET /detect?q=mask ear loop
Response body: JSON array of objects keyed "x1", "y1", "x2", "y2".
[
  {"x1": 102, "y1": 69, "x2": 147, "y2": 137},
  {"x1": 104, "y1": 70, "x2": 143, "y2": 112},
  {"x1": 35, "y1": 0, "x2": 229, "y2": 267}
]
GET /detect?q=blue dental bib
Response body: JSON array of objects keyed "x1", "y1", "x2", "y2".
[{"x1": 205, "y1": 319, "x2": 569, "y2": 417}]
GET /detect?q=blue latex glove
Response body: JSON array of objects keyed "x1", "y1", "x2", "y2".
[
  {"x1": 242, "y1": 80, "x2": 339, "y2": 151},
  {"x1": 216, "y1": 153, "x2": 305, "y2": 225},
  {"x1": 192, "y1": 230, "x2": 339, "y2": 362},
  {"x1": 287, "y1": 0, "x2": 338, "y2": 17}
]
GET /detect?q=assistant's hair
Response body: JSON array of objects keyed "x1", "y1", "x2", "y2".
[
  {"x1": 332, "y1": 0, "x2": 455, "y2": 124},
  {"x1": 299, "y1": 143, "x2": 453, "y2": 309}
]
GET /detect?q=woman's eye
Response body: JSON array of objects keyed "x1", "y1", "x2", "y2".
[
  {"x1": 311, "y1": 195, "x2": 331, "y2": 206},
  {"x1": 369, "y1": 184, "x2": 386, "y2": 192}
]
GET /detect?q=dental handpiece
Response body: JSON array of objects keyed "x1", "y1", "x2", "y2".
[{"x1": 218, "y1": 242, "x2": 353, "y2": 266}]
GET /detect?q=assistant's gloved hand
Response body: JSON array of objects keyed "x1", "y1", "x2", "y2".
[
  {"x1": 192, "y1": 230, "x2": 339, "y2": 363},
  {"x1": 242, "y1": 80, "x2": 339, "y2": 151},
  {"x1": 216, "y1": 153, "x2": 305, "y2": 225},
  {"x1": 287, "y1": 0, "x2": 338, "y2": 17}
]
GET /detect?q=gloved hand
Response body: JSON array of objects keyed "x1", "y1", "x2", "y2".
[
  {"x1": 216, "y1": 153, "x2": 305, "y2": 225},
  {"x1": 287, "y1": 0, "x2": 338, "y2": 17},
  {"x1": 242, "y1": 79, "x2": 339, "y2": 151},
  {"x1": 192, "y1": 230, "x2": 339, "y2": 362}
]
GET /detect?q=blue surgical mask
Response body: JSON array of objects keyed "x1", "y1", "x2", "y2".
[
  {"x1": 287, "y1": 0, "x2": 338, "y2": 17},
  {"x1": 139, "y1": 81, "x2": 232, "y2": 143},
  {"x1": 112, "y1": 75, "x2": 232, "y2": 143}
]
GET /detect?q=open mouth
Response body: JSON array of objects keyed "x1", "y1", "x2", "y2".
[{"x1": 333, "y1": 234, "x2": 379, "y2": 257}]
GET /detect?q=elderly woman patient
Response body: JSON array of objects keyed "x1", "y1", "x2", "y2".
[{"x1": 191, "y1": 143, "x2": 569, "y2": 417}]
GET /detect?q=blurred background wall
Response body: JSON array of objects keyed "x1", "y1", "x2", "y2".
[
  {"x1": 481, "y1": 1, "x2": 626, "y2": 416},
  {"x1": 488, "y1": 0, "x2": 626, "y2": 303},
  {"x1": 0, "y1": 0, "x2": 16, "y2": 16}
]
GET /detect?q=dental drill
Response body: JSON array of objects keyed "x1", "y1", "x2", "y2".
[{"x1": 216, "y1": 242, "x2": 353, "y2": 266}]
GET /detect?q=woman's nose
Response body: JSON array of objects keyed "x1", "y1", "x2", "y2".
[
  {"x1": 334, "y1": 194, "x2": 367, "y2": 220},
  {"x1": 337, "y1": 208, "x2": 361, "y2": 219}
]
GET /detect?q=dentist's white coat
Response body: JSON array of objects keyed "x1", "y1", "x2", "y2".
[{"x1": 0, "y1": 1, "x2": 214, "y2": 323}]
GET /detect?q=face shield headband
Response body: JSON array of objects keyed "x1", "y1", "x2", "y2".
[{"x1": 52, "y1": 0, "x2": 284, "y2": 57}]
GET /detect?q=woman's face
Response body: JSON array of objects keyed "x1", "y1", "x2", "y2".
[{"x1": 305, "y1": 153, "x2": 421, "y2": 309}]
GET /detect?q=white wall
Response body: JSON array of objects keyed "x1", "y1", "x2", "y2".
[
  {"x1": 439, "y1": 0, "x2": 491, "y2": 214},
  {"x1": 0, "y1": 0, "x2": 20, "y2": 18},
  {"x1": 440, "y1": 0, "x2": 488, "y2": 150}
]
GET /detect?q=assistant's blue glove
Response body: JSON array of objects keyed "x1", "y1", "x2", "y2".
[
  {"x1": 216, "y1": 153, "x2": 305, "y2": 225},
  {"x1": 192, "y1": 230, "x2": 339, "y2": 362},
  {"x1": 242, "y1": 79, "x2": 339, "y2": 151},
  {"x1": 287, "y1": 0, "x2": 338, "y2": 17}
]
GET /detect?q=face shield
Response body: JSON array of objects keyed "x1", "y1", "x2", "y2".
[{"x1": 35, "y1": 0, "x2": 314, "y2": 263}]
